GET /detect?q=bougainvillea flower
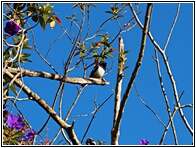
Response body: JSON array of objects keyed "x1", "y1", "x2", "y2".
[
  {"x1": 7, "y1": 114, "x2": 26, "y2": 130},
  {"x1": 26, "y1": 129, "x2": 36, "y2": 141},
  {"x1": 140, "y1": 139, "x2": 149, "y2": 145},
  {"x1": 4, "y1": 21, "x2": 20, "y2": 36}
]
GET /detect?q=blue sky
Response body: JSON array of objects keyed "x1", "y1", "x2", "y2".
[{"x1": 3, "y1": 2, "x2": 193, "y2": 145}]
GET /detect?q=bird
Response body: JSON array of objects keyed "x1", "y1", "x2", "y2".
[
  {"x1": 89, "y1": 61, "x2": 107, "y2": 78},
  {"x1": 86, "y1": 138, "x2": 96, "y2": 145}
]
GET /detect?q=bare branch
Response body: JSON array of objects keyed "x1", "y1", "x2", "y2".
[
  {"x1": 65, "y1": 85, "x2": 87, "y2": 121},
  {"x1": 154, "y1": 49, "x2": 178, "y2": 144},
  {"x1": 29, "y1": 27, "x2": 59, "y2": 74},
  {"x1": 163, "y1": 4, "x2": 180, "y2": 52},
  {"x1": 111, "y1": 4, "x2": 153, "y2": 145},
  {"x1": 134, "y1": 82, "x2": 166, "y2": 127},
  {"x1": 130, "y1": 3, "x2": 193, "y2": 136},
  {"x1": 4, "y1": 70, "x2": 81, "y2": 145},
  {"x1": 4, "y1": 67, "x2": 110, "y2": 85},
  {"x1": 81, "y1": 93, "x2": 114, "y2": 144},
  {"x1": 111, "y1": 37, "x2": 124, "y2": 145}
]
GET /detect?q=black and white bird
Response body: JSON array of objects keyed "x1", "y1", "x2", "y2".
[{"x1": 89, "y1": 61, "x2": 107, "y2": 78}]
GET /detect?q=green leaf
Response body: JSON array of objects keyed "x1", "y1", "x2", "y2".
[
  {"x1": 119, "y1": 57, "x2": 123, "y2": 63},
  {"x1": 90, "y1": 4, "x2": 98, "y2": 8},
  {"x1": 92, "y1": 52, "x2": 98, "y2": 57},
  {"x1": 18, "y1": 53, "x2": 32, "y2": 64},
  {"x1": 124, "y1": 50, "x2": 130, "y2": 54},
  {"x1": 116, "y1": 7, "x2": 123, "y2": 14},
  {"x1": 22, "y1": 59, "x2": 32, "y2": 63},
  {"x1": 14, "y1": 3, "x2": 26, "y2": 11},
  {"x1": 97, "y1": 139, "x2": 102, "y2": 145},
  {"x1": 101, "y1": 37, "x2": 106, "y2": 43},
  {"x1": 27, "y1": 6, "x2": 37, "y2": 12},
  {"x1": 106, "y1": 53, "x2": 114, "y2": 59},
  {"x1": 23, "y1": 43, "x2": 32, "y2": 50},
  {"x1": 11, "y1": 130, "x2": 23, "y2": 139},
  {"x1": 32, "y1": 15, "x2": 39, "y2": 22},
  {"x1": 11, "y1": 48, "x2": 17, "y2": 57},
  {"x1": 123, "y1": 66, "x2": 129, "y2": 70},
  {"x1": 44, "y1": 4, "x2": 53, "y2": 12},
  {"x1": 39, "y1": 16, "x2": 46, "y2": 30},
  {"x1": 4, "y1": 52, "x2": 10, "y2": 61},
  {"x1": 12, "y1": 62, "x2": 18, "y2": 68},
  {"x1": 9, "y1": 139, "x2": 20, "y2": 145},
  {"x1": 105, "y1": 11, "x2": 113, "y2": 14},
  {"x1": 79, "y1": 51, "x2": 84, "y2": 58},
  {"x1": 9, "y1": 85, "x2": 17, "y2": 95},
  {"x1": 22, "y1": 53, "x2": 31, "y2": 57},
  {"x1": 12, "y1": 37, "x2": 18, "y2": 44},
  {"x1": 39, "y1": 3, "x2": 44, "y2": 11}
]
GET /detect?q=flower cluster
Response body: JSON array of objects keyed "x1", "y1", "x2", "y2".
[{"x1": 3, "y1": 112, "x2": 36, "y2": 145}]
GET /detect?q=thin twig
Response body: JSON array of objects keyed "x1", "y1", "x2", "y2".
[
  {"x1": 154, "y1": 48, "x2": 178, "y2": 144},
  {"x1": 163, "y1": 4, "x2": 180, "y2": 52},
  {"x1": 29, "y1": 27, "x2": 59, "y2": 74},
  {"x1": 134, "y1": 82, "x2": 166, "y2": 127},
  {"x1": 51, "y1": 85, "x2": 86, "y2": 145},
  {"x1": 159, "y1": 103, "x2": 192, "y2": 144},
  {"x1": 45, "y1": 31, "x2": 67, "y2": 59},
  {"x1": 65, "y1": 85, "x2": 87, "y2": 121},
  {"x1": 130, "y1": 2, "x2": 193, "y2": 136},
  {"x1": 81, "y1": 93, "x2": 114, "y2": 144}
]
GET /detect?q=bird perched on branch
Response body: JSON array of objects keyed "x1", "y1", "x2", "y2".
[{"x1": 90, "y1": 61, "x2": 107, "y2": 79}]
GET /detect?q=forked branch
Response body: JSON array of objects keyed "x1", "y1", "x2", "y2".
[
  {"x1": 4, "y1": 70, "x2": 81, "y2": 145},
  {"x1": 111, "y1": 4, "x2": 153, "y2": 145}
]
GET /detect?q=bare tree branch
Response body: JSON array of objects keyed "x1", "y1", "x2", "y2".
[
  {"x1": 130, "y1": 3, "x2": 193, "y2": 136},
  {"x1": 111, "y1": 4, "x2": 153, "y2": 145},
  {"x1": 81, "y1": 93, "x2": 114, "y2": 144},
  {"x1": 29, "y1": 27, "x2": 59, "y2": 74},
  {"x1": 134, "y1": 82, "x2": 166, "y2": 127},
  {"x1": 4, "y1": 70, "x2": 81, "y2": 145},
  {"x1": 159, "y1": 103, "x2": 192, "y2": 145},
  {"x1": 163, "y1": 4, "x2": 180, "y2": 52},
  {"x1": 154, "y1": 49, "x2": 178, "y2": 144},
  {"x1": 111, "y1": 37, "x2": 124, "y2": 145},
  {"x1": 4, "y1": 67, "x2": 110, "y2": 85}
]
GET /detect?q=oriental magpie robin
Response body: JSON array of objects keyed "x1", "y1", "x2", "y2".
[{"x1": 89, "y1": 61, "x2": 107, "y2": 78}]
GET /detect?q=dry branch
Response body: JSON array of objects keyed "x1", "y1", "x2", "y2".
[
  {"x1": 111, "y1": 37, "x2": 124, "y2": 145},
  {"x1": 4, "y1": 67, "x2": 109, "y2": 85},
  {"x1": 4, "y1": 70, "x2": 81, "y2": 145},
  {"x1": 111, "y1": 4, "x2": 153, "y2": 145},
  {"x1": 129, "y1": 3, "x2": 193, "y2": 136}
]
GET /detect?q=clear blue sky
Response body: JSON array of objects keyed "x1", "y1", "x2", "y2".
[{"x1": 4, "y1": 3, "x2": 193, "y2": 145}]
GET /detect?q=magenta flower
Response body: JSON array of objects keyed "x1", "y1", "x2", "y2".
[
  {"x1": 26, "y1": 129, "x2": 36, "y2": 141},
  {"x1": 140, "y1": 139, "x2": 149, "y2": 145},
  {"x1": 4, "y1": 21, "x2": 20, "y2": 36},
  {"x1": 7, "y1": 114, "x2": 26, "y2": 130}
]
